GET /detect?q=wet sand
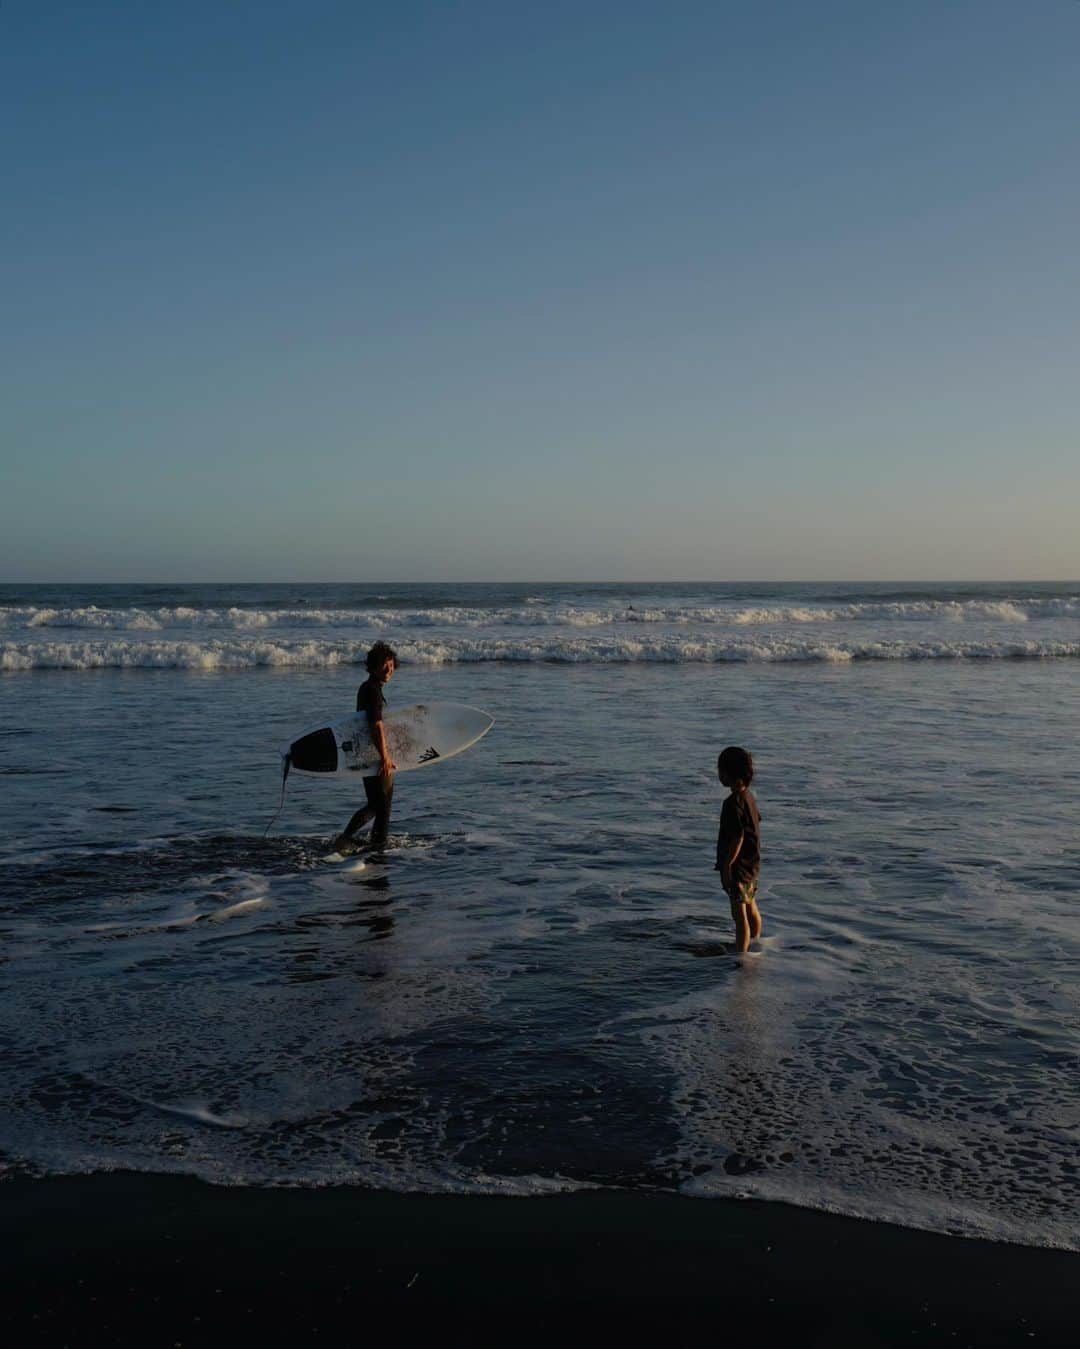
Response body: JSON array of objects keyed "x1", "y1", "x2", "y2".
[{"x1": 4, "y1": 1173, "x2": 1077, "y2": 1345}]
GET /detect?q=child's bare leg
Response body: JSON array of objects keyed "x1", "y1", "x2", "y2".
[
  {"x1": 730, "y1": 899, "x2": 751, "y2": 953},
  {"x1": 747, "y1": 898, "x2": 762, "y2": 941}
]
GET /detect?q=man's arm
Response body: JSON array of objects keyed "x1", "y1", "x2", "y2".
[
  {"x1": 372, "y1": 718, "x2": 396, "y2": 777},
  {"x1": 359, "y1": 683, "x2": 396, "y2": 776}
]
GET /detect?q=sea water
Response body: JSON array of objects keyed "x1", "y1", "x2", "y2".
[{"x1": 1, "y1": 582, "x2": 1077, "y2": 1249}]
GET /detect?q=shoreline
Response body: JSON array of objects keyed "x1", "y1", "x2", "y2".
[{"x1": 4, "y1": 1173, "x2": 1077, "y2": 1345}]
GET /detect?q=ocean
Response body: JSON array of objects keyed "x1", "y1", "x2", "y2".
[{"x1": 1, "y1": 581, "x2": 1077, "y2": 1251}]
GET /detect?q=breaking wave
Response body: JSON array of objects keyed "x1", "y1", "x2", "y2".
[
  {"x1": 5, "y1": 634, "x2": 1080, "y2": 671},
  {"x1": 4, "y1": 584, "x2": 1078, "y2": 674},
  {"x1": 1, "y1": 597, "x2": 1078, "y2": 632}
]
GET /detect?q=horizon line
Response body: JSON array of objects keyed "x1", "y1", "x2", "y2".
[{"x1": 2, "y1": 578, "x2": 1079, "y2": 588}]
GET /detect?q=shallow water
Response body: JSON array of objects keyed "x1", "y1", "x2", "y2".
[{"x1": 1, "y1": 583, "x2": 1078, "y2": 1249}]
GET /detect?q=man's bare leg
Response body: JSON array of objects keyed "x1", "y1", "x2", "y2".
[{"x1": 330, "y1": 806, "x2": 374, "y2": 853}]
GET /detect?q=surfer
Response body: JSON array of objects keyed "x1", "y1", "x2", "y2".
[
  {"x1": 330, "y1": 641, "x2": 399, "y2": 854},
  {"x1": 715, "y1": 746, "x2": 762, "y2": 954}
]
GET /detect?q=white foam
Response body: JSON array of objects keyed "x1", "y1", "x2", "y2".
[
  {"x1": 0, "y1": 638, "x2": 359, "y2": 671},
  {"x1": 730, "y1": 600, "x2": 1038, "y2": 625},
  {"x1": 206, "y1": 896, "x2": 267, "y2": 922},
  {"x1": 2, "y1": 596, "x2": 1074, "y2": 636},
  {"x1": 634, "y1": 935, "x2": 1080, "y2": 1253},
  {"x1": 680, "y1": 1169, "x2": 1078, "y2": 1251},
  {"x1": 136, "y1": 1097, "x2": 250, "y2": 1129},
  {"x1": 62, "y1": 1088, "x2": 244, "y2": 1131},
  {"x1": 5, "y1": 631, "x2": 1080, "y2": 671}
]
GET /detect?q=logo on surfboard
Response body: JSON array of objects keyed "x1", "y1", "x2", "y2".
[{"x1": 418, "y1": 746, "x2": 441, "y2": 763}]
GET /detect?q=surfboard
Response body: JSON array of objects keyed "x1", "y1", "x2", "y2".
[{"x1": 285, "y1": 702, "x2": 494, "y2": 780}]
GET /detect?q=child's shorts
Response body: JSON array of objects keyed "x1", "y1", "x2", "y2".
[{"x1": 728, "y1": 878, "x2": 758, "y2": 906}]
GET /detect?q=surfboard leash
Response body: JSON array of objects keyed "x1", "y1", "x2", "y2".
[{"x1": 262, "y1": 753, "x2": 291, "y2": 838}]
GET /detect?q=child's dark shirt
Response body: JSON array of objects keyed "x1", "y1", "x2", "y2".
[{"x1": 717, "y1": 789, "x2": 761, "y2": 886}]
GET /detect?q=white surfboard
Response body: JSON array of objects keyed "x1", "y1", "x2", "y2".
[{"x1": 285, "y1": 701, "x2": 494, "y2": 780}]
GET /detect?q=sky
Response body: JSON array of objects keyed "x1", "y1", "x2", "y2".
[{"x1": 2, "y1": 0, "x2": 1079, "y2": 582}]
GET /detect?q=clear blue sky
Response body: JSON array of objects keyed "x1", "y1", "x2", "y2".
[{"x1": 3, "y1": 0, "x2": 1078, "y2": 581}]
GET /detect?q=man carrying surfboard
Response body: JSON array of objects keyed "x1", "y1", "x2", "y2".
[{"x1": 330, "y1": 641, "x2": 399, "y2": 854}]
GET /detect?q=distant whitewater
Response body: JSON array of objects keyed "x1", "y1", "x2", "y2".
[{"x1": 2, "y1": 581, "x2": 1079, "y2": 671}]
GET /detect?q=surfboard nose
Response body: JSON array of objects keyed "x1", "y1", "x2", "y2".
[{"x1": 289, "y1": 727, "x2": 338, "y2": 773}]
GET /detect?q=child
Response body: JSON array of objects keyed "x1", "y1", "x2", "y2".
[
  {"x1": 330, "y1": 640, "x2": 399, "y2": 854},
  {"x1": 715, "y1": 746, "x2": 762, "y2": 953}
]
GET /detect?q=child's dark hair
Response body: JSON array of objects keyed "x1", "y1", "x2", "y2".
[
  {"x1": 718, "y1": 745, "x2": 754, "y2": 785},
  {"x1": 365, "y1": 640, "x2": 399, "y2": 673}
]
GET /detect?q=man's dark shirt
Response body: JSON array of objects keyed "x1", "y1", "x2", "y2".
[
  {"x1": 356, "y1": 677, "x2": 386, "y2": 729},
  {"x1": 717, "y1": 790, "x2": 761, "y2": 886}
]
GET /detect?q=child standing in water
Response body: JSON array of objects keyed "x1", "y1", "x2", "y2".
[{"x1": 715, "y1": 746, "x2": 762, "y2": 953}]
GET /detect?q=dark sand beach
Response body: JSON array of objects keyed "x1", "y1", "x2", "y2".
[{"x1": 4, "y1": 1174, "x2": 1077, "y2": 1346}]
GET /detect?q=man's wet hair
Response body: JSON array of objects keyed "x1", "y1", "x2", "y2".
[
  {"x1": 718, "y1": 745, "x2": 754, "y2": 785},
  {"x1": 365, "y1": 640, "x2": 399, "y2": 673}
]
